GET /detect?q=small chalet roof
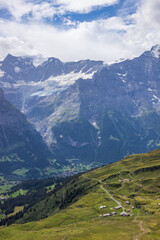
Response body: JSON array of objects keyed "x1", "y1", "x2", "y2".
[
  {"x1": 120, "y1": 211, "x2": 130, "y2": 216},
  {"x1": 127, "y1": 209, "x2": 131, "y2": 212},
  {"x1": 111, "y1": 211, "x2": 116, "y2": 215},
  {"x1": 99, "y1": 205, "x2": 106, "y2": 209},
  {"x1": 102, "y1": 213, "x2": 110, "y2": 217},
  {"x1": 123, "y1": 179, "x2": 130, "y2": 182},
  {"x1": 114, "y1": 206, "x2": 122, "y2": 210}
]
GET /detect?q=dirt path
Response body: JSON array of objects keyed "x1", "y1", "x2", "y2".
[
  {"x1": 100, "y1": 185, "x2": 124, "y2": 210},
  {"x1": 83, "y1": 175, "x2": 125, "y2": 210},
  {"x1": 133, "y1": 217, "x2": 149, "y2": 240},
  {"x1": 83, "y1": 174, "x2": 149, "y2": 239}
]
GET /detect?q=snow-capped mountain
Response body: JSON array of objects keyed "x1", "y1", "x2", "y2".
[
  {"x1": 0, "y1": 45, "x2": 160, "y2": 167},
  {"x1": 0, "y1": 54, "x2": 104, "y2": 111}
]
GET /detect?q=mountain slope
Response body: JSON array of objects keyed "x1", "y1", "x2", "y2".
[
  {"x1": 16, "y1": 148, "x2": 160, "y2": 222},
  {"x1": 0, "y1": 54, "x2": 104, "y2": 113},
  {"x1": 0, "y1": 88, "x2": 54, "y2": 179},
  {"x1": 0, "y1": 46, "x2": 160, "y2": 169},
  {"x1": 0, "y1": 148, "x2": 160, "y2": 239},
  {"x1": 49, "y1": 45, "x2": 160, "y2": 165}
]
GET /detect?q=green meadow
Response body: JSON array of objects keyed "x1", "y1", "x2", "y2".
[{"x1": 0, "y1": 149, "x2": 160, "y2": 239}]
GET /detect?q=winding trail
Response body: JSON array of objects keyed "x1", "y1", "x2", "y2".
[
  {"x1": 133, "y1": 217, "x2": 149, "y2": 240},
  {"x1": 83, "y1": 174, "x2": 149, "y2": 239},
  {"x1": 133, "y1": 221, "x2": 145, "y2": 240},
  {"x1": 100, "y1": 185, "x2": 124, "y2": 211},
  {"x1": 82, "y1": 175, "x2": 125, "y2": 211}
]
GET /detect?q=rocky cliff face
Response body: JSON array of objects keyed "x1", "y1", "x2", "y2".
[
  {"x1": 49, "y1": 48, "x2": 160, "y2": 164},
  {"x1": 0, "y1": 88, "x2": 53, "y2": 179},
  {"x1": 0, "y1": 46, "x2": 160, "y2": 168}
]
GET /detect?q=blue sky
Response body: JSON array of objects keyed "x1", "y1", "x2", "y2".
[
  {"x1": 0, "y1": 0, "x2": 159, "y2": 62},
  {"x1": 0, "y1": 0, "x2": 137, "y2": 26}
]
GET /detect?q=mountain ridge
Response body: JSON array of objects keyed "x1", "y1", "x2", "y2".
[
  {"x1": 0, "y1": 88, "x2": 56, "y2": 180},
  {"x1": 0, "y1": 46, "x2": 160, "y2": 169}
]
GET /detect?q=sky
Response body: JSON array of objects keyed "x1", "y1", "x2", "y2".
[{"x1": 0, "y1": 0, "x2": 159, "y2": 62}]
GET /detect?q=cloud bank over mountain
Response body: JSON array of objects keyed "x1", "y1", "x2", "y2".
[{"x1": 0, "y1": 0, "x2": 159, "y2": 62}]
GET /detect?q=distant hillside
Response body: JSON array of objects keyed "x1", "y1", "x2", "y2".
[
  {"x1": 0, "y1": 46, "x2": 160, "y2": 169},
  {"x1": 0, "y1": 88, "x2": 56, "y2": 180},
  {"x1": 0, "y1": 149, "x2": 160, "y2": 239}
]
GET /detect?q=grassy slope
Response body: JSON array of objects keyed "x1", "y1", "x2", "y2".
[{"x1": 0, "y1": 149, "x2": 160, "y2": 239}]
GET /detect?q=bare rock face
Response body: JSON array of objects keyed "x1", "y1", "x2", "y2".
[
  {"x1": 0, "y1": 88, "x2": 4, "y2": 101},
  {"x1": 0, "y1": 87, "x2": 53, "y2": 179},
  {"x1": 0, "y1": 46, "x2": 160, "y2": 168}
]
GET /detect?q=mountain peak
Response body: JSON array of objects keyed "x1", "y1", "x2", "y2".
[
  {"x1": 4, "y1": 54, "x2": 16, "y2": 62},
  {"x1": 32, "y1": 54, "x2": 49, "y2": 67},
  {"x1": 151, "y1": 44, "x2": 160, "y2": 58}
]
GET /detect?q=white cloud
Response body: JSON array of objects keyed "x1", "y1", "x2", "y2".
[
  {"x1": 0, "y1": 0, "x2": 57, "y2": 21},
  {"x1": 118, "y1": 0, "x2": 140, "y2": 16},
  {"x1": 0, "y1": 18, "x2": 131, "y2": 62},
  {"x1": 54, "y1": 0, "x2": 119, "y2": 14},
  {"x1": 0, "y1": 17, "x2": 133, "y2": 62},
  {"x1": 0, "y1": 0, "x2": 32, "y2": 21},
  {"x1": 0, "y1": 0, "x2": 119, "y2": 22},
  {"x1": 29, "y1": 2, "x2": 57, "y2": 21},
  {"x1": 140, "y1": 0, "x2": 160, "y2": 24},
  {"x1": 124, "y1": 0, "x2": 160, "y2": 49},
  {"x1": 0, "y1": 0, "x2": 159, "y2": 63}
]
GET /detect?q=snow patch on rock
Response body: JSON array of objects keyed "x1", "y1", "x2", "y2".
[
  {"x1": 148, "y1": 88, "x2": 153, "y2": 92},
  {"x1": 117, "y1": 72, "x2": 127, "y2": 83},
  {"x1": 151, "y1": 45, "x2": 160, "y2": 58},
  {"x1": 14, "y1": 66, "x2": 21, "y2": 73},
  {"x1": 32, "y1": 54, "x2": 48, "y2": 67},
  {"x1": 0, "y1": 69, "x2": 5, "y2": 77},
  {"x1": 47, "y1": 70, "x2": 95, "y2": 87},
  {"x1": 152, "y1": 94, "x2": 160, "y2": 101}
]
